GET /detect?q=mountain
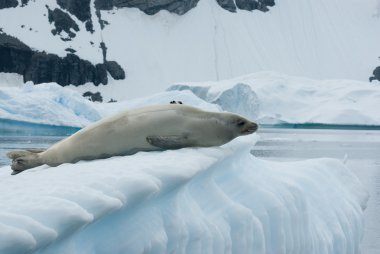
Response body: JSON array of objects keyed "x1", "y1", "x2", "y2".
[{"x1": 0, "y1": 0, "x2": 379, "y2": 100}]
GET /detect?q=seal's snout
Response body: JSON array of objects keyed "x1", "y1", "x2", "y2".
[{"x1": 242, "y1": 122, "x2": 258, "y2": 135}]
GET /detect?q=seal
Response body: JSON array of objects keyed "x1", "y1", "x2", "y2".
[{"x1": 7, "y1": 104, "x2": 258, "y2": 175}]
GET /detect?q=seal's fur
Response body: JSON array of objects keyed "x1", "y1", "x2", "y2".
[{"x1": 8, "y1": 104, "x2": 258, "y2": 175}]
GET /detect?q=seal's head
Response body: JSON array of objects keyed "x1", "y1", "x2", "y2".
[
  {"x1": 206, "y1": 112, "x2": 258, "y2": 145},
  {"x1": 229, "y1": 115, "x2": 258, "y2": 136}
]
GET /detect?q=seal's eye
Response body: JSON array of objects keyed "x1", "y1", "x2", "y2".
[{"x1": 236, "y1": 120, "x2": 245, "y2": 127}]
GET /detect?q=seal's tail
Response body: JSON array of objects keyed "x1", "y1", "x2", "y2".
[{"x1": 7, "y1": 150, "x2": 44, "y2": 175}]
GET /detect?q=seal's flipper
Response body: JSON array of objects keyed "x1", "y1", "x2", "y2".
[
  {"x1": 27, "y1": 149, "x2": 46, "y2": 153},
  {"x1": 7, "y1": 150, "x2": 43, "y2": 174},
  {"x1": 146, "y1": 134, "x2": 195, "y2": 149}
]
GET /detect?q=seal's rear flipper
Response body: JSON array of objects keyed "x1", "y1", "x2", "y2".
[
  {"x1": 146, "y1": 133, "x2": 195, "y2": 149},
  {"x1": 7, "y1": 150, "x2": 43, "y2": 175}
]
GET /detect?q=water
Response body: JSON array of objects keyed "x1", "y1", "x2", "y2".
[
  {"x1": 0, "y1": 120, "x2": 379, "y2": 253},
  {"x1": 253, "y1": 127, "x2": 380, "y2": 254},
  {"x1": 0, "y1": 119, "x2": 78, "y2": 167}
]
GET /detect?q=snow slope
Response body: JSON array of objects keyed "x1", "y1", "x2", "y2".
[
  {"x1": 0, "y1": 135, "x2": 368, "y2": 254},
  {"x1": 1, "y1": 0, "x2": 379, "y2": 99},
  {"x1": 0, "y1": 0, "x2": 103, "y2": 63}
]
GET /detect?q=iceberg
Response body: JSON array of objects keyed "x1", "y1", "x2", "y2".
[
  {"x1": 169, "y1": 72, "x2": 380, "y2": 126},
  {"x1": 0, "y1": 82, "x2": 101, "y2": 128},
  {"x1": 0, "y1": 82, "x2": 221, "y2": 128},
  {"x1": 1, "y1": 72, "x2": 380, "y2": 128},
  {"x1": 0, "y1": 135, "x2": 368, "y2": 253}
]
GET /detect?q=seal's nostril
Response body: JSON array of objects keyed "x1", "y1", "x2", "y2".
[{"x1": 250, "y1": 122, "x2": 258, "y2": 132}]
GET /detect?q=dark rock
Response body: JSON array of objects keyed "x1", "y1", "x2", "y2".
[
  {"x1": 65, "y1": 48, "x2": 76, "y2": 53},
  {"x1": 95, "y1": 9, "x2": 109, "y2": 29},
  {"x1": 0, "y1": 33, "x2": 32, "y2": 74},
  {"x1": 108, "y1": 98, "x2": 117, "y2": 103},
  {"x1": 0, "y1": 33, "x2": 30, "y2": 51},
  {"x1": 0, "y1": 0, "x2": 18, "y2": 9},
  {"x1": 83, "y1": 91, "x2": 103, "y2": 102},
  {"x1": 100, "y1": 42, "x2": 107, "y2": 62},
  {"x1": 370, "y1": 66, "x2": 380, "y2": 82},
  {"x1": 57, "y1": 0, "x2": 91, "y2": 22},
  {"x1": 260, "y1": 0, "x2": 275, "y2": 7},
  {"x1": 93, "y1": 0, "x2": 275, "y2": 16},
  {"x1": 235, "y1": 0, "x2": 274, "y2": 12},
  {"x1": 85, "y1": 20, "x2": 94, "y2": 33},
  {"x1": 112, "y1": 0, "x2": 200, "y2": 15},
  {"x1": 47, "y1": 7, "x2": 79, "y2": 38},
  {"x1": 61, "y1": 37, "x2": 72, "y2": 42},
  {"x1": 0, "y1": 33, "x2": 124, "y2": 86},
  {"x1": 216, "y1": 0, "x2": 236, "y2": 12},
  {"x1": 23, "y1": 53, "x2": 62, "y2": 84},
  {"x1": 23, "y1": 53, "x2": 105, "y2": 86},
  {"x1": 95, "y1": 63, "x2": 108, "y2": 85},
  {"x1": 235, "y1": 0, "x2": 259, "y2": 11},
  {"x1": 95, "y1": 0, "x2": 113, "y2": 10},
  {"x1": 105, "y1": 61, "x2": 125, "y2": 80},
  {"x1": 21, "y1": 0, "x2": 29, "y2": 7}
]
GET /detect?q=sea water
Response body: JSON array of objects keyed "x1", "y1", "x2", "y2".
[
  {"x1": 253, "y1": 127, "x2": 380, "y2": 254},
  {"x1": 0, "y1": 119, "x2": 79, "y2": 167}
]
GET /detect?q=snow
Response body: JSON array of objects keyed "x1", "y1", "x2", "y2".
[
  {"x1": 0, "y1": 0, "x2": 103, "y2": 63},
  {"x1": 0, "y1": 135, "x2": 368, "y2": 254},
  {"x1": 1, "y1": 0, "x2": 379, "y2": 99},
  {"x1": 0, "y1": 73, "x2": 24, "y2": 88},
  {"x1": 98, "y1": 0, "x2": 380, "y2": 99}
]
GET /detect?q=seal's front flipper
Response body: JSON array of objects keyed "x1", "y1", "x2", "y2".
[{"x1": 146, "y1": 133, "x2": 195, "y2": 149}]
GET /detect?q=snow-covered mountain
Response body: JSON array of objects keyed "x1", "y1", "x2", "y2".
[{"x1": 1, "y1": 0, "x2": 380, "y2": 100}]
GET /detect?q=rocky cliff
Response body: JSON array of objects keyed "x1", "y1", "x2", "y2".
[
  {"x1": 0, "y1": 33, "x2": 124, "y2": 86},
  {"x1": 96, "y1": 0, "x2": 275, "y2": 14}
]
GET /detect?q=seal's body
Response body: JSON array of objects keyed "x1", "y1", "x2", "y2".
[{"x1": 8, "y1": 104, "x2": 258, "y2": 174}]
